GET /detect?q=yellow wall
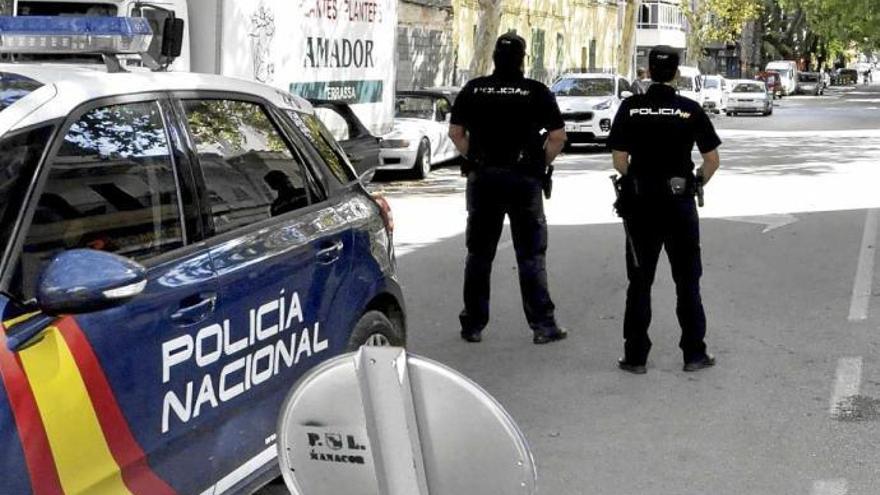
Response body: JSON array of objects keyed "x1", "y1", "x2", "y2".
[{"x1": 452, "y1": 0, "x2": 631, "y2": 84}]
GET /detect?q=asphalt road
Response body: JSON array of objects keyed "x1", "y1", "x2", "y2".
[{"x1": 372, "y1": 83, "x2": 880, "y2": 494}]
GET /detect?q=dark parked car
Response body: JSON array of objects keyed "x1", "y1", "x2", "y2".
[
  {"x1": 308, "y1": 98, "x2": 381, "y2": 179},
  {"x1": 833, "y1": 68, "x2": 859, "y2": 86}
]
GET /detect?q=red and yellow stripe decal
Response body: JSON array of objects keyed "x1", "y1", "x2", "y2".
[{"x1": 0, "y1": 317, "x2": 175, "y2": 495}]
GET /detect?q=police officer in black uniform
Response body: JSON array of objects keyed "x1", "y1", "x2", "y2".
[
  {"x1": 448, "y1": 33, "x2": 568, "y2": 345},
  {"x1": 608, "y1": 46, "x2": 721, "y2": 373}
]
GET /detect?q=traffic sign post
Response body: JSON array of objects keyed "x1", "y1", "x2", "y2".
[{"x1": 277, "y1": 347, "x2": 537, "y2": 495}]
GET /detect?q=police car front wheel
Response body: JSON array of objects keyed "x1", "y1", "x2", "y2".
[{"x1": 347, "y1": 310, "x2": 405, "y2": 350}]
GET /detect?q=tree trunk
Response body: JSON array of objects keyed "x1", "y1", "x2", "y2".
[{"x1": 469, "y1": 0, "x2": 504, "y2": 77}]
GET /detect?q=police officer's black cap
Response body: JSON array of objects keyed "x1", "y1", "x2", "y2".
[
  {"x1": 495, "y1": 33, "x2": 526, "y2": 59},
  {"x1": 649, "y1": 45, "x2": 680, "y2": 82}
]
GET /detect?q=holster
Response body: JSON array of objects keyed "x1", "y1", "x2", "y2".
[
  {"x1": 612, "y1": 175, "x2": 636, "y2": 218},
  {"x1": 460, "y1": 155, "x2": 483, "y2": 176},
  {"x1": 542, "y1": 165, "x2": 554, "y2": 199}
]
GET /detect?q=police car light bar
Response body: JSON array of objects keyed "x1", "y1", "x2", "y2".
[{"x1": 0, "y1": 16, "x2": 152, "y2": 55}]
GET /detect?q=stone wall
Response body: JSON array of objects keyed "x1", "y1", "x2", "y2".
[
  {"x1": 452, "y1": 0, "x2": 631, "y2": 86},
  {"x1": 397, "y1": 0, "x2": 457, "y2": 89}
]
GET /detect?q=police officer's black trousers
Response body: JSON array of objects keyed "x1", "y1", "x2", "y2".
[
  {"x1": 623, "y1": 197, "x2": 707, "y2": 363},
  {"x1": 460, "y1": 167, "x2": 558, "y2": 335}
]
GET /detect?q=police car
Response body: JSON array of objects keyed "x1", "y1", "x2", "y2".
[{"x1": 0, "y1": 16, "x2": 405, "y2": 495}]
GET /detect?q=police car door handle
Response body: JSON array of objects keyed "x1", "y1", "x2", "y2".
[
  {"x1": 316, "y1": 240, "x2": 344, "y2": 264},
  {"x1": 170, "y1": 292, "x2": 217, "y2": 325}
]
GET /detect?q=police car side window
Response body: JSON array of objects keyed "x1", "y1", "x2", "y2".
[
  {"x1": 13, "y1": 101, "x2": 183, "y2": 300},
  {"x1": 286, "y1": 109, "x2": 356, "y2": 186},
  {"x1": 313, "y1": 107, "x2": 350, "y2": 142},
  {"x1": 182, "y1": 99, "x2": 319, "y2": 235}
]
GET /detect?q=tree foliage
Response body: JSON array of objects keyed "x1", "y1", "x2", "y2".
[
  {"x1": 783, "y1": 0, "x2": 880, "y2": 52},
  {"x1": 681, "y1": 0, "x2": 763, "y2": 65}
]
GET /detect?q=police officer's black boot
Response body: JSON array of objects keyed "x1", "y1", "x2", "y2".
[
  {"x1": 683, "y1": 354, "x2": 715, "y2": 372},
  {"x1": 533, "y1": 327, "x2": 568, "y2": 344},
  {"x1": 617, "y1": 358, "x2": 647, "y2": 375}
]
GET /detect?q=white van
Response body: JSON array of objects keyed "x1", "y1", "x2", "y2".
[
  {"x1": 674, "y1": 66, "x2": 703, "y2": 105},
  {"x1": 701, "y1": 75, "x2": 728, "y2": 113},
  {"x1": 766, "y1": 61, "x2": 798, "y2": 96}
]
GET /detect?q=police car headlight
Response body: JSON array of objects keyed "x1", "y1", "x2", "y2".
[
  {"x1": 593, "y1": 99, "x2": 613, "y2": 111},
  {"x1": 381, "y1": 139, "x2": 411, "y2": 149}
]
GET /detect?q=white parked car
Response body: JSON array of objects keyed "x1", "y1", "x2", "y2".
[
  {"x1": 701, "y1": 75, "x2": 728, "y2": 113},
  {"x1": 378, "y1": 90, "x2": 460, "y2": 179},
  {"x1": 550, "y1": 73, "x2": 634, "y2": 146},
  {"x1": 725, "y1": 79, "x2": 773, "y2": 116},
  {"x1": 674, "y1": 66, "x2": 704, "y2": 105}
]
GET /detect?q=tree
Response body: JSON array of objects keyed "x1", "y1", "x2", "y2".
[
  {"x1": 760, "y1": 1, "x2": 809, "y2": 63},
  {"x1": 681, "y1": 0, "x2": 764, "y2": 66},
  {"x1": 782, "y1": 0, "x2": 880, "y2": 55},
  {"x1": 469, "y1": 0, "x2": 505, "y2": 77}
]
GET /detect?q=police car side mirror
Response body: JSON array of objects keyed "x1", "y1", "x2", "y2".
[
  {"x1": 39, "y1": 250, "x2": 147, "y2": 316},
  {"x1": 5, "y1": 250, "x2": 147, "y2": 352},
  {"x1": 621, "y1": 91, "x2": 633, "y2": 99}
]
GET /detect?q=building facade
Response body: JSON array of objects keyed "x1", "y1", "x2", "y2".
[
  {"x1": 635, "y1": 0, "x2": 687, "y2": 71},
  {"x1": 396, "y1": 0, "x2": 457, "y2": 90},
  {"x1": 449, "y1": 0, "x2": 638, "y2": 86}
]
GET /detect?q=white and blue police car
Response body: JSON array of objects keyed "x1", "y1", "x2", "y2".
[{"x1": 0, "y1": 16, "x2": 404, "y2": 495}]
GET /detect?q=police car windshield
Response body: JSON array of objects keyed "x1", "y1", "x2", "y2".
[
  {"x1": 0, "y1": 73, "x2": 44, "y2": 112},
  {"x1": 551, "y1": 78, "x2": 614, "y2": 97},
  {"x1": 395, "y1": 96, "x2": 434, "y2": 119},
  {"x1": 704, "y1": 78, "x2": 719, "y2": 89},
  {"x1": 733, "y1": 83, "x2": 766, "y2": 93},
  {"x1": 799, "y1": 73, "x2": 819, "y2": 82}
]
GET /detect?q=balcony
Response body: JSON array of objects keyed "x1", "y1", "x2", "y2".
[{"x1": 636, "y1": 0, "x2": 686, "y2": 49}]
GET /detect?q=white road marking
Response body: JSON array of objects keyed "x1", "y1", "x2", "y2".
[
  {"x1": 724, "y1": 213, "x2": 798, "y2": 233},
  {"x1": 387, "y1": 128, "x2": 880, "y2": 259},
  {"x1": 811, "y1": 479, "x2": 848, "y2": 495},
  {"x1": 848, "y1": 209, "x2": 879, "y2": 321},
  {"x1": 830, "y1": 357, "x2": 863, "y2": 417},
  {"x1": 716, "y1": 128, "x2": 880, "y2": 138}
]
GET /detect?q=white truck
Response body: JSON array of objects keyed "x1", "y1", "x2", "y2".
[
  {"x1": 10, "y1": 0, "x2": 397, "y2": 135},
  {"x1": 674, "y1": 65, "x2": 704, "y2": 105},
  {"x1": 765, "y1": 60, "x2": 798, "y2": 96}
]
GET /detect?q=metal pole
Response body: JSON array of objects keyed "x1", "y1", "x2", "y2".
[{"x1": 355, "y1": 347, "x2": 430, "y2": 495}]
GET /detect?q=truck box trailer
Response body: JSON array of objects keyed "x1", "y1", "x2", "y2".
[{"x1": 10, "y1": 0, "x2": 396, "y2": 134}]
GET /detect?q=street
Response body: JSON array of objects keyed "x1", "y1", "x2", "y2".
[{"x1": 374, "y1": 83, "x2": 880, "y2": 494}]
